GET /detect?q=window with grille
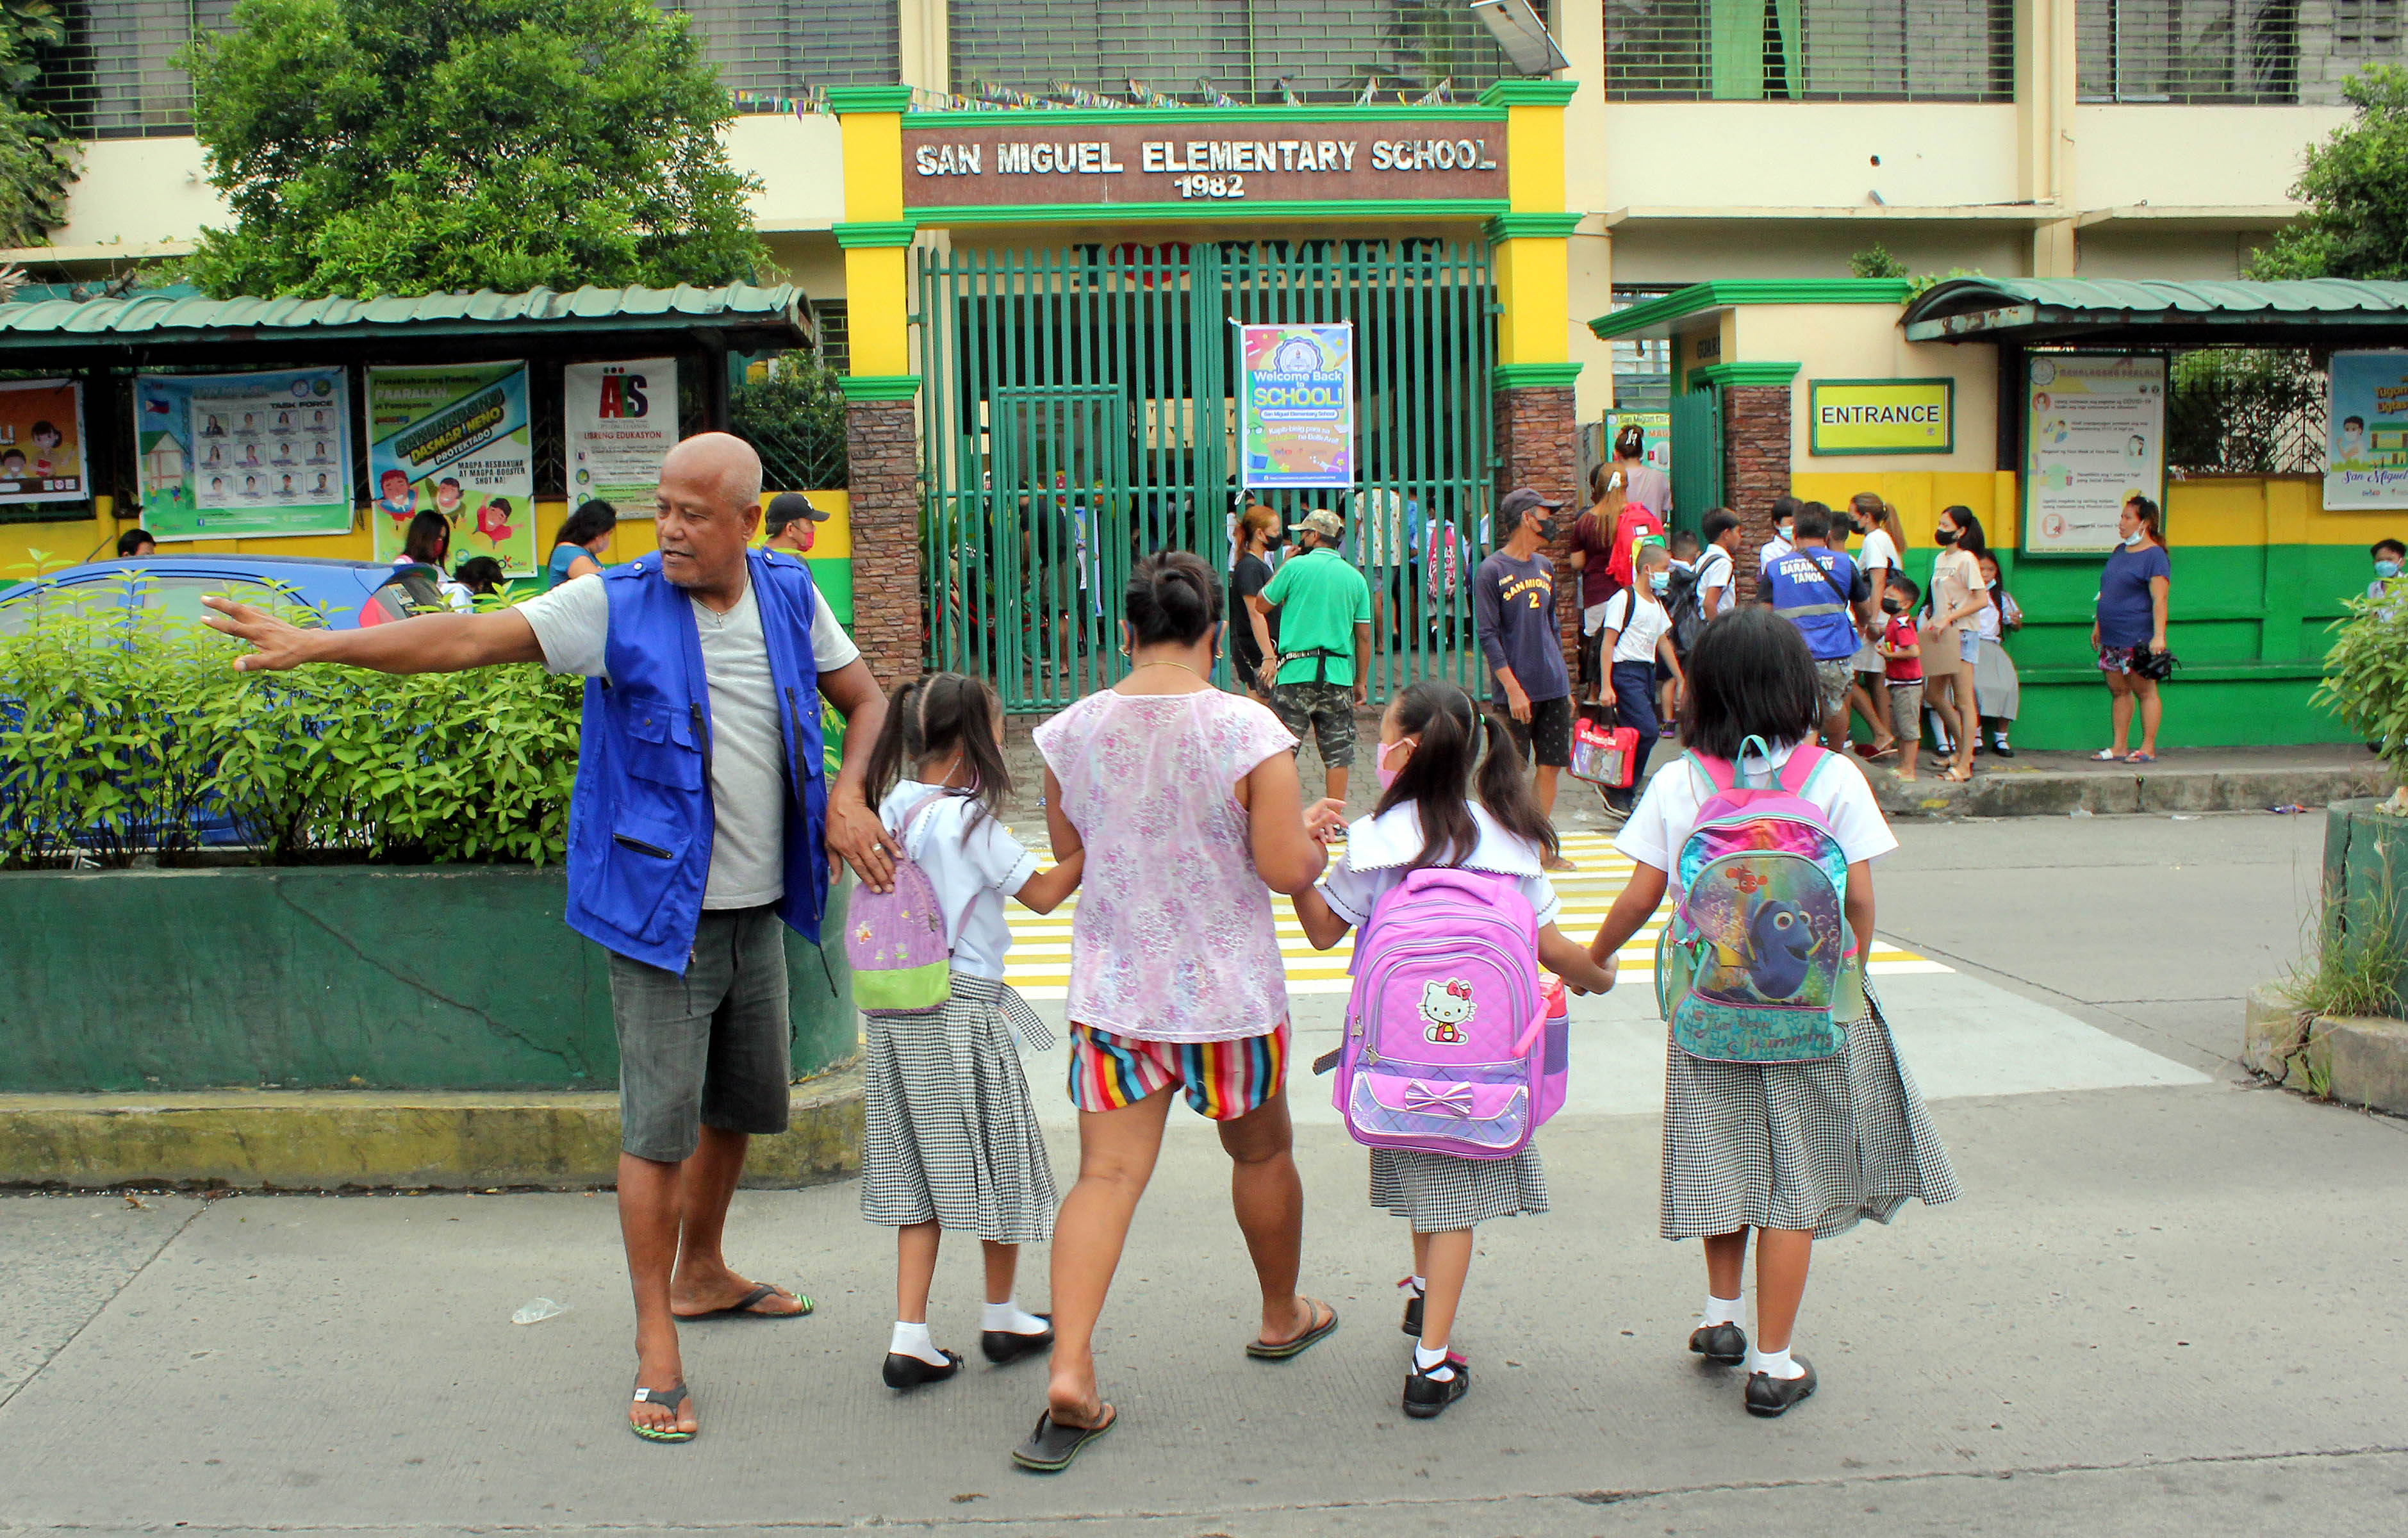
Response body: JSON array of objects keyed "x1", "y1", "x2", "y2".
[
  {"x1": 1605, "y1": 0, "x2": 2014, "y2": 101},
  {"x1": 663, "y1": 0, "x2": 899, "y2": 106},
  {"x1": 1606, "y1": 285, "x2": 1677, "y2": 410},
  {"x1": 35, "y1": 0, "x2": 236, "y2": 140},
  {"x1": 950, "y1": 1, "x2": 1510, "y2": 105},
  {"x1": 2076, "y1": 1, "x2": 2300, "y2": 103},
  {"x1": 2330, "y1": 0, "x2": 2401, "y2": 57}
]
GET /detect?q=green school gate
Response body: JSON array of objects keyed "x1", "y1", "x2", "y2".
[{"x1": 914, "y1": 239, "x2": 1496, "y2": 711}]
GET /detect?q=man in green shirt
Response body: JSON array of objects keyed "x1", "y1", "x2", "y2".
[{"x1": 1251, "y1": 507, "x2": 1373, "y2": 802}]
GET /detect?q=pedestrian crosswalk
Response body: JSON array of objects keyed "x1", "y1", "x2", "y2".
[{"x1": 999, "y1": 829, "x2": 1949, "y2": 1000}]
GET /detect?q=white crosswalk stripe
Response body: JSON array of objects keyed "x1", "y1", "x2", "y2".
[{"x1": 998, "y1": 830, "x2": 1949, "y2": 1001}]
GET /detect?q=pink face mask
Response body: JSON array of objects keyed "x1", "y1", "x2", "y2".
[{"x1": 1374, "y1": 736, "x2": 1417, "y2": 790}]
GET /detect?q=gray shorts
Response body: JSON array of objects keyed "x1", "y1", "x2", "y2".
[
  {"x1": 1811, "y1": 659, "x2": 1855, "y2": 721},
  {"x1": 1886, "y1": 681, "x2": 1924, "y2": 741},
  {"x1": 607, "y1": 905, "x2": 792, "y2": 1162}
]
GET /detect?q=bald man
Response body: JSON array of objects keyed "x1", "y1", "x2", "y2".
[{"x1": 204, "y1": 432, "x2": 892, "y2": 1444}]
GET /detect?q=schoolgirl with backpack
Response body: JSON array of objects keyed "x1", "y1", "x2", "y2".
[
  {"x1": 852, "y1": 674, "x2": 1084, "y2": 1390},
  {"x1": 1585, "y1": 608, "x2": 1958, "y2": 1418},
  {"x1": 1292, "y1": 679, "x2": 1616, "y2": 1420}
]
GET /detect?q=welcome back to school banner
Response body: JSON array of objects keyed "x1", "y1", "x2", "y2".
[
  {"x1": 135, "y1": 368, "x2": 352, "y2": 541},
  {"x1": 367, "y1": 362, "x2": 536, "y2": 575},
  {"x1": 1239, "y1": 322, "x2": 1354, "y2": 490}
]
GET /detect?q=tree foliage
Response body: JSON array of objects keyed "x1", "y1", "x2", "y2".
[
  {"x1": 181, "y1": 0, "x2": 766, "y2": 299},
  {"x1": 2250, "y1": 65, "x2": 2408, "y2": 281},
  {"x1": 0, "y1": 0, "x2": 76, "y2": 247}
]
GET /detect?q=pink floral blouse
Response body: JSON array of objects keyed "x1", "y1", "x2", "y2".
[{"x1": 1034, "y1": 690, "x2": 1298, "y2": 1043}]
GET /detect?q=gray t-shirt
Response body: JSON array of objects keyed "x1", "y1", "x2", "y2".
[
  {"x1": 1472, "y1": 550, "x2": 1572, "y2": 704},
  {"x1": 518, "y1": 570, "x2": 861, "y2": 909}
]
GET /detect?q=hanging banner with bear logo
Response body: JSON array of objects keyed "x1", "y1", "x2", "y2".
[
  {"x1": 1239, "y1": 322, "x2": 1355, "y2": 490},
  {"x1": 563, "y1": 357, "x2": 679, "y2": 513},
  {"x1": 367, "y1": 361, "x2": 536, "y2": 576}
]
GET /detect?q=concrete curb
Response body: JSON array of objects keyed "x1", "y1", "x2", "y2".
[
  {"x1": 0, "y1": 1062, "x2": 863, "y2": 1191},
  {"x1": 2243, "y1": 983, "x2": 2408, "y2": 1114},
  {"x1": 1877, "y1": 763, "x2": 2396, "y2": 820}
]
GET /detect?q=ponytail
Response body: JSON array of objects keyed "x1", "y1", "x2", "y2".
[
  {"x1": 863, "y1": 672, "x2": 1012, "y2": 835},
  {"x1": 1373, "y1": 679, "x2": 1561, "y2": 867}
]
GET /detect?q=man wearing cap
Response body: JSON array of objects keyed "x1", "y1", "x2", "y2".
[
  {"x1": 1474, "y1": 486, "x2": 1577, "y2": 870},
  {"x1": 1251, "y1": 507, "x2": 1373, "y2": 803},
  {"x1": 763, "y1": 492, "x2": 826, "y2": 556}
]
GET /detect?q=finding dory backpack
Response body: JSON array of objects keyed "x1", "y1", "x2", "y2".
[
  {"x1": 1330, "y1": 868, "x2": 1563, "y2": 1160},
  {"x1": 1656, "y1": 738, "x2": 1863, "y2": 1063}
]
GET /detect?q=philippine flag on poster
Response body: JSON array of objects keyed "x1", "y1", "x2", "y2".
[{"x1": 1240, "y1": 323, "x2": 1354, "y2": 489}]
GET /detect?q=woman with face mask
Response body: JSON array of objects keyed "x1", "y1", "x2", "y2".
[
  {"x1": 1920, "y1": 506, "x2": 1992, "y2": 782},
  {"x1": 2091, "y1": 495, "x2": 2172, "y2": 763}
]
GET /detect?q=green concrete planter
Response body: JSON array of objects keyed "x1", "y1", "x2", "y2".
[
  {"x1": 0, "y1": 864, "x2": 855, "y2": 1094},
  {"x1": 2322, "y1": 798, "x2": 2408, "y2": 979}
]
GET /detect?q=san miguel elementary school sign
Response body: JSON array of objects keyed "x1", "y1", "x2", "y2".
[{"x1": 901, "y1": 118, "x2": 1509, "y2": 210}]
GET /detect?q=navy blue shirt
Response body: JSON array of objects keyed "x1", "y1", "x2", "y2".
[{"x1": 2097, "y1": 541, "x2": 2171, "y2": 648}]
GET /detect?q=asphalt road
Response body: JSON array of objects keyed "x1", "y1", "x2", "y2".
[{"x1": 5, "y1": 810, "x2": 2403, "y2": 1538}]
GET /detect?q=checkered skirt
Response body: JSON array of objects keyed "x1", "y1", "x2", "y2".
[
  {"x1": 1370, "y1": 1145, "x2": 1549, "y2": 1233},
  {"x1": 860, "y1": 977, "x2": 1059, "y2": 1243},
  {"x1": 1660, "y1": 985, "x2": 1960, "y2": 1242}
]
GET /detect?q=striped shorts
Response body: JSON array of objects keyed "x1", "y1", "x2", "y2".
[{"x1": 1066, "y1": 1021, "x2": 1291, "y2": 1121}]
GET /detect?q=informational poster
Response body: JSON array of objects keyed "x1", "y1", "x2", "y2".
[
  {"x1": 564, "y1": 357, "x2": 678, "y2": 511},
  {"x1": 135, "y1": 369, "x2": 351, "y2": 540},
  {"x1": 1604, "y1": 410, "x2": 1671, "y2": 475},
  {"x1": 0, "y1": 379, "x2": 87, "y2": 504},
  {"x1": 2324, "y1": 351, "x2": 2408, "y2": 509},
  {"x1": 1239, "y1": 323, "x2": 1354, "y2": 489},
  {"x1": 367, "y1": 362, "x2": 535, "y2": 576},
  {"x1": 2023, "y1": 353, "x2": 2165, "y2": 554}
]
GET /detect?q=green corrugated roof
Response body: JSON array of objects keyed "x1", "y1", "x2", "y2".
[
  {"x1": 1902, "y1": 277, "x2": 2408, "y2": 343},
  {"x1": 0, "y1": 283, "x2": 806, "y2": 347}
]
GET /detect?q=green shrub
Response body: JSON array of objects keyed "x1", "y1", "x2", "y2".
[
  {"x1": 0, "y1": 595, "x2": 581, "y2": 868},
  {"x1": 2314, "y1": 589, "x2": 2408, "y2": 811}
]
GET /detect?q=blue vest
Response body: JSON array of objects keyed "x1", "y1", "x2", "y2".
[
  {"x1": 1765, "y1": 547, "x2": 1863, "y2": 662},
  {"x1": 564, "y1": 550, "x2": 829, "y2": 973}
]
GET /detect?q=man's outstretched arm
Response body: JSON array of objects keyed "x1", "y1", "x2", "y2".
[{"x1": 202, "y1": 597, "x2": 545, "y2": 674}]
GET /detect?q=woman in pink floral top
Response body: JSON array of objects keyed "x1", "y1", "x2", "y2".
[{"x1": 1013, "y1": 552, "x2": 1342, "y2": 1472}]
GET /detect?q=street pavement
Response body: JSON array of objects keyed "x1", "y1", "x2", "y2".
[{"x1": 5, "y1": 810, "x2": 2405, "y2": 1537}]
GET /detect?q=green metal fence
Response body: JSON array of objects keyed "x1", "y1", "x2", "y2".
[{"x1": 916, "y1": 239, "x2": 1497, "y2": 712}]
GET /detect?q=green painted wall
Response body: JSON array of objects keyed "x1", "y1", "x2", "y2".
[
  {"x1": 0, "y1": 867, "x2": 856, "y2": 1093},
  {"x1": 1896, "y1": 543, "x2": 2365, "y2": 750}
]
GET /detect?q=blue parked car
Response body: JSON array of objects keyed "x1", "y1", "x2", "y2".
[{"x1": 0, "y1": 554, "x2": 444, "y2": 634}]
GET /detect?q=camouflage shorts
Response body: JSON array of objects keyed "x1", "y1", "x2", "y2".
[{"x1": 1270, "y1": 679, "x2": 1357, "y2": 768}]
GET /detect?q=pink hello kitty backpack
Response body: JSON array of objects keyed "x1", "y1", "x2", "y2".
[{"x1": 1330, "y1": 867, "x2": 1564, "y2": 1160}]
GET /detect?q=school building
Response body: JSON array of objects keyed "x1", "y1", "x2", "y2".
[{"x1": 8, "y1": 1, "x2": 2400, "y2": 745}]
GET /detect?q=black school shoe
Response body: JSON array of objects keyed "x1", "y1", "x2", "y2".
[
  {"x1": 981, "y1": 1318, "x2": 1054, "y2": 1365},
  {"x1": 1688, "y1": 1322, "x2": 1747, "y2": 1366},
  {"x1": 1743, "y1": 1357, "x2": 1817, "y2": 1418},
  {"x1": 1402, "y1": 1353, "x2": 1470, "y2": 1419},
  {"x1": 882, "y1": 1348, "x2": 964, "y2": 1389},
  {"x1": 1399, "y1": 1282, "x2": 1424, "y2": 1338}
]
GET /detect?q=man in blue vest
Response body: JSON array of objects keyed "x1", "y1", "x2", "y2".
[
  {"x1": 1761, "y1": 500, "x2": 1876, "y2": 748},
  {"x1": 204, "y1": 433, "x2": 894, "y2": 1444}
]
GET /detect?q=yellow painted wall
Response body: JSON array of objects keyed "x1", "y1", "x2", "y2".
[
  {"x1": 1730, "y1": 303, "x2": 1999, "y2": 475},
  {"x1": 1789, "y1": 470, "x2": 2020, "y2": 549},
  {"x1": 1785, "y1": 472, "x2": 2402, "y2": 555},
  {"x1": 2, "y1": 491, "x2": 852, "y2": 580}
]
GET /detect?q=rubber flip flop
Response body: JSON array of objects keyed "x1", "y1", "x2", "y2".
[
  {"x1": 1012, "y1": 1405, "x2": 1116, "y2": 1473},
  {"x1": 1246, "y1": 1298, "x2": 1339, "y2": 1360},
  {"x1": 2090, "y1": 749, "x2": 2122, "y2": 762},
  {"x1": 629, "y1": 1380, "x2": 695, "y2": 1444},
  {"x1": 2125, "y1": 751, "x2": 2157, "y2": 764},
  {"x1": 673, "y1": 1283, "x2": 812, "y2": 1321}
]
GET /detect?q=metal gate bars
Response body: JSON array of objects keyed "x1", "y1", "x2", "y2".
[{"x1": 916, "y1": 238, "x2": 1497, "y2": 713}]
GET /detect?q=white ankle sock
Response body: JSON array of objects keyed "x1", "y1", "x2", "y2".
[
  {"x1": 1404, "y1": 1275, "x2": 1426, "y2": 1295},
  {"x1": 1701, "y1": 1294, "x2": 1744, "y2": 1328},
  {"x1": 889, "y1": 1320, "x2": 948, "y2": 1365},
  {"x1": 1747, "y1": 1344, "x2": 1804, "y2": 1380},
  {"x1": 982, "y1": 1298, "x2": 1048, "y2": 1335},
  {"x1": 1414, "y1": 1340, "x2": 1455, "y2": 1380}
]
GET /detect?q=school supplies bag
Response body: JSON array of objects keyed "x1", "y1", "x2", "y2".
[
  {"x1": 846, "y1": 795, "x2": 978, "y2": 1016},
  {"x1": 1569, "y1": 716, "x2": 1640, "y2": 789},
  {"x1": 1654, "y1": 738, "x2": 1862, "y2": 1063},
  {"x1": 1330, "y1": 868, "x2": 1563, "y2": 1159}
]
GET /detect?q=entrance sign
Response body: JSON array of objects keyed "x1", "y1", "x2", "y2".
[
  {"x1": 2023, "y1": 354, "x2": 2164, "y2": 555},
  {"x1": 367, "y1": 362, "x2": 536, "y2": 576},
  {"x1": 135, "y1": 369, "x2": 350, "y2": 540},
  {"x1": 902, "y1": 117, "x2": 1506, "y2": 209},
  {"x1": 1240, "y1": 323, "x2": 1355, "y2": 489},
  {"x1": 2325, "y1": 351, "x2": 2408, "y2": 509},
  {"x1": 0, "y1": 379, "x2": 85, "y2": 506},
  {"x1": 564, "y1": 357, "x2": 678, "y2": 511},
  {"x1": 1808, "y1": 378, "x2": 1952, "y2": 456}
]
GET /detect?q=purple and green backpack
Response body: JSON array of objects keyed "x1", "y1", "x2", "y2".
[
  {"x1": 1655, "y1": 738, "x2": 1863, "y2": 1063},
  {"x1": 846, "y1": 795, "x2": 977, "y2": 1017}
]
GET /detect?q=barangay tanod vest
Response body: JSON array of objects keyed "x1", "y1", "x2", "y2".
[
  {"x1": 564, "y1": 549, "x2": 829, "y2": 973},
  {"x1": 1763, "y1": 546, "x2": 1863, "y2": 661}
]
